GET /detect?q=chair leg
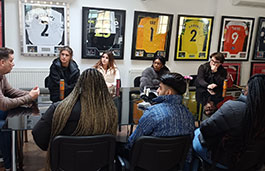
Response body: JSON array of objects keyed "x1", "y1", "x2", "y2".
[
  {"x1": 24, "y1": 131, "x2": 28, "y2": 143},
  {"x1": 17, "y1": 131, "x2": 24, "y2": 170}
]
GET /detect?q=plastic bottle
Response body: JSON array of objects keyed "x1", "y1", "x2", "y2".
[{"x1": 60, "y1": 79, "x2": 65, "y2": 100}]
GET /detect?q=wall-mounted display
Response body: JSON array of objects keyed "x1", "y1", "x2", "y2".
[
  {"x1": 222, "y1": 63, "x2": 241, "y2": 87},
  {"x1": 250, "y1": 62, "x2": 265, "y2": 76},
  {"x1": 0, "y1": 0, "x2": 4, "y2": 47},
  {"x1": 19, "y1": 0, "x2": 69, "y2": 57},
  {"x1": 218, "y1": 16, "x2": 254, "y2": 61},
  {"x1": 82, "y1": 7, "x2": 125, "y2": 59},
  {"x1": 253, "y1": 17, "x2": 265, "y2": 60},
  {"x1": 131, "y1": 11, "x2": 173, "y2": 60},
  {"x1": 175, "y1": 15, "x2": 214, "y2": 61}
]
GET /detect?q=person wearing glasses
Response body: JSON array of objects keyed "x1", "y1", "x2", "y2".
[{"x1": 195, "y1": 52, "x2": 227, "y2": 117}]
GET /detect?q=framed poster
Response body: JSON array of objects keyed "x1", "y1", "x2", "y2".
[
  {"x1": 131, "y1": 11, "x2": 173, "y2": 60},
  {"x1": 0, "y1": 0, "x2": 4, "y2": 47},
  {"x1": 218, "y1": 16, "x2": 255, "y2": 61},
  {"x1": 82, "y1": 7, "x2": 126, "y2": 59},
  {"x1": 19, "y1": 0, "x2": 69, "y2": 57},
  {"x1": 175, "y1": 15, "x2": 214, "y2": 61},
  {"x1": 253, "y1": 17, "x2": 265, "y2": 60},
  {"x1": 250, "y1": 62, "x2": 265, "y2": 76},
  {"x1": 222, "y1": 63, "x2": 241, "y2": 87}
]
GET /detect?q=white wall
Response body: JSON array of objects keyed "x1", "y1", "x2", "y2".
[{"x1": 4, "y1": 0, "x2": 265, "y2": 86}]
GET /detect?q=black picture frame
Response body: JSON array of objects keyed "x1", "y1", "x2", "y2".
[
  {"x1": 131, "y1": 11, "x2": 173, "y2": 60},
  {"x1": 174, "y1": 14, "x2": 214, "y2": 61},
  {"x1": 252, "y1": 17, "x2": 265, "y2": 60},
  {"x1": 218, "y1": 16, "x2": 255, "y2": 61},
  {"x1": 0, "y1": 0, "x2": 4, "y2": 47},
  {"x1": 250, "y1": 62, "x2": 265, "y2": 76},
  {"x1": 82, "y1": 7, "x2": 126, "y2": 59}
]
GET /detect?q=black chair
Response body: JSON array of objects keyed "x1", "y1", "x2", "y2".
[
  {"x1": 117, "y1": 135, "x2": 192, "y2": 171},
  {"x1": 196, "y1": 140, "x2": 265, "y2": 171},
  {"x1": 189, "y1": 74, "x2": 197, "y2": 87},
  {"x1": 50, "y1": 135, "x2": 116, "y2": 171},
  {"x1": 44, "y1": 76, "x2": 49, "y2": 88},
  {"x1": 134, "y1": 76, "x2": 141, "y2": 87}
]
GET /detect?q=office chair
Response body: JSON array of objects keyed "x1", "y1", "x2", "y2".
[
  {"x1": 195, "y1": 140, "x2": 265, "y2": 171},
  {"x1": 50, "y1": 134, "x2": 116, "y2": 171},
  {"x1": 117, "y1": 135, "x2": 192, "y2": 171},
  {"x1": 134, "y1": 76, "x2": 141, "y2": 87}
]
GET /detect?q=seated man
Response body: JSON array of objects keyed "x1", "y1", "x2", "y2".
[
  {"x1": 203, "y1": 100, "x2": 218, "y2": 118},
  {"x1": 127, "y1": 73, "x2": 195, "y2": 165},
  {"x1": 0, "y1": 47, "x2": 40, "y2": 170},
  {"x1": 195, "y1": 52, "x2": 227, "y2": 117}
]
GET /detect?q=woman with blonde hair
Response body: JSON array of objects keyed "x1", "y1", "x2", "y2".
[
  {"x1": 94, "y1": 51, "x2": 120, "y2": 94},
  {"x1": 32, "y1": 68, "x2": 118, "y2": 169}
]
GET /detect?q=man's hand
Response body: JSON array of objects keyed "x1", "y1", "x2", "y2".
[
  {"x1": 210, "y1": 65, "x2": 218, "y2": 73},
  {"x1": 207, "y1": 89, "x2": 216, "y2": 95},
  {"x1": 207, "y1": 83, "x2": 217, "y2": 90},
  {"x1": 29, "y1": 86, "x2": 40, "y2": 100}
]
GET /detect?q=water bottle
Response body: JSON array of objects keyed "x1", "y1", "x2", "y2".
[
  {"x1": 60, "y1": 79, "x2": 65, "y2": 100},
  {"x1": 222, "y1": 79, "x2": 227, "y2": 97}
]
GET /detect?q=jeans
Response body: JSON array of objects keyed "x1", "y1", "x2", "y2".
[
  {"x1": 0, "y1": 110, "x2": 11, "y2": 169},
  {"x1": 192, "y1": 128, "x2": 228, "y2": 170}
]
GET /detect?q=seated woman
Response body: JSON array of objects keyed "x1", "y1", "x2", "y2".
[
  {"x1": 46, "y1": 46, "x2": 80, "y2": 103},
  {"x1": 192, "y1": 74, "x2": 265, "y2": 170},
  {"x1": 94, "y1": 51, "x2": 120, "y2": 95},
  {"x1": 32, "y1": 68, "x2": 118, "y2": 169},
  {"x1": 140, "y1": 56, "x2": 170, "y2": 92}
]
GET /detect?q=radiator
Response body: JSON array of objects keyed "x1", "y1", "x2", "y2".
[
  {"x1": 5, "y1": 68, "x2": 49, "y2": 89},
  {"x1": 129, "y1": 69, "x2": 142, "y2": 87}
]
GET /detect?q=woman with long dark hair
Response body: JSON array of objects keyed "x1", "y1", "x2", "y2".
[
  {"x1": 33, "y1": 68, "x2": 118, "y2": 170},
  {"x1": 192, "y1": 74, "x2": 265, "y2": 169}
]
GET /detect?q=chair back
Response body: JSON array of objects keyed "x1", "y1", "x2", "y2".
[
  {"x1": 233, "y1": 140, "x2": 265, "y2": 170},
  {"x1": 50, "y1": 134, "x2": 116, "y2": 171},
  {"x1": 189, "y1": 74, "x2": 197, "y2": 87},
  {"x1": 44, "y1": 76, "x2": 49, "y2": 88},
  {"x1": 130, "y1": 135, "x2": 192, "y2": 171},
  {"x1": 134, "y1": 76, "x2": 141, "y2": 87}
]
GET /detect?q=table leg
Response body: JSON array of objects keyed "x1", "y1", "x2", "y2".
[{"x1": 12, "y1": 130, "x2": 17, "y2": 171}]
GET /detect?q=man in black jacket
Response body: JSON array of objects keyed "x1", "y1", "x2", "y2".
[{"x1": 195, "y1": 52, "x2": 227, "y2": 117}]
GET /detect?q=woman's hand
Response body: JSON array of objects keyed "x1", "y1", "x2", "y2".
[{"x1": 106, "y1": 82, "x2": 113, "y2": 88}]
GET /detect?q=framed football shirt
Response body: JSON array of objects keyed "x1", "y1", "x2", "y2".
[
  {"x1": 0, "y1": 0, "x2": 4, "y2": 47},
  {"x1": 250, "y1": 62, "x2": 265, "y2": 76},
  {"x1": 19, "y1": 0, "x2": 69, "y2": 57},
  {"x1": 222, "y1": 63, "x2": 241, "y2": 87},
  {"x1": 131, "y1": 11, "x2": 173, "y2": 60},
  {"x1": 82, "y1": 7, "x2": 126, "y2": 59},
  {"x1": 253, "y1": 17, "x2": 265, "y2": 60},
  {"x1": 218, "y1": 16, "x2": 254, "y2": 61},
  {"x1": 175, "y1": 15, "x2": 214, "y2": 61}
]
